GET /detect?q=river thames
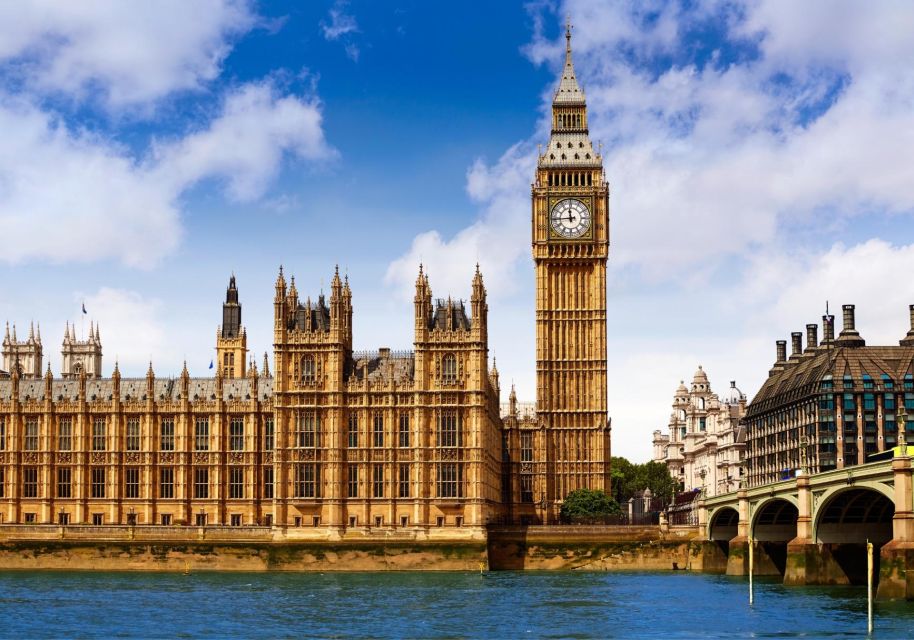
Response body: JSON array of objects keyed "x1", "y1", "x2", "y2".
[{"x1": 1, "y1": 570, "x2": 912, "y2": 638}]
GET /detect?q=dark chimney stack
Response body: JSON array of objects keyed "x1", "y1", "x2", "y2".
[
  {"x1": 822, "y1": 314, "x2": 835, "y2": 345},
  {"x1": 843, "y1": 304, "x2": 855, "y2": 332},
  {"x1": 804, "y1": 323, "x2": 818, "y2": 354},
  {"x1": 836, "y1": 303, "x2": 865, "y2": 347},
  {"x1": 776, "y1": 340, "x2": 787, "y2": 363},
  {"x1": 790, "y1": 332, "x2": 803, "y2": 359}
]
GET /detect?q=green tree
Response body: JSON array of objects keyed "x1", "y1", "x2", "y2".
[
  {"x1": 560, "y1": 488, "x2": 621, "y2": 521},
  {"x1": 611, "y1": 456, "x2": 678, "y2": 504}
]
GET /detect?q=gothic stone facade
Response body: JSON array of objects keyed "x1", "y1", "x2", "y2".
[{"x1": 0, "y1": 26, "x2": 611, "y2": 531}]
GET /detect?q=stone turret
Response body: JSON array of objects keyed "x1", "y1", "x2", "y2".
[
  {"x1": 2, "y1": 321, "x2": 42, "y2": 378},
  {"x1": 61, "y1": 320, "x2": 103, "y2": 379},
  {"x1": 216, "y1": 275, "x2": 247, "y2": 378}
]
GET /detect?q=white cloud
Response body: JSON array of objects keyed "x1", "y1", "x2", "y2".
[
  {"x1": 0, "y1": 0, "x2": 257, "y2": 109},
  {"x1": 384, "y1": 143, "x2": 533, "y2": 301},
  {"x1": 0, "y1": 97, "x2": 181, "y2": 267},
  {"x1": 81, "y1": 288, "x2": 171, "y2": 374},
  {"x1": 0, "y1": 80, "x2": 333, "y2": 267},
  {"x1": 152, "y1": 80, "x2": 336, "y2": 202},
  {"x1": 321, "y1": 1, "x2": 360, "y2": 61}
]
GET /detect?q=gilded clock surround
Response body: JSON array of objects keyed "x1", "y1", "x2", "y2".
[{"x1": 548, "y1": 196, "x2": 594, "y2": 240}]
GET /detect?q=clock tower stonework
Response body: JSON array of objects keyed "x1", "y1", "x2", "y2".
[{"x1": 532, "y1": 22, "x2": 611, "y2": 517}]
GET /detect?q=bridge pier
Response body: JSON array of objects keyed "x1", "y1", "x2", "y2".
[
  {"x1": 878, "y1": 456, "x2": 914, "y2": 599},
  {"x1": 784, "y1": 472, "x2": 813, "y2": 585}
]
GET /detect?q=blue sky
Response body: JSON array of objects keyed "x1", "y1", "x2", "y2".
[{"x1": 2, "y1": 1, "x2": 914, "y2": 461}]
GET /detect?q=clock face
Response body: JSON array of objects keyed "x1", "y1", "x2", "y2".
[{"x1": 550, "y1": 198, "x2": 591, "y2": 239}]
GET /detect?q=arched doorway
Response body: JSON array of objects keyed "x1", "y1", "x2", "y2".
[
  {"x1": 751, "y1": 499, "x2": 798, "y2": 576},
  {"x1": 814, "y1": 487, "x2": 894, "y2": 585}
]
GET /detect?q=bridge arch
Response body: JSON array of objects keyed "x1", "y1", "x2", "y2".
[
  {"x1": 813, "y1": 485, "x2": 894, "y2": 545},
  {"x1": 708, "y1": 506, "x2": 739, "y2": 541},
  {"x1": 750, "y1": 497, "x2": 799, "y2": 541},
  {"x1": 749, "y1": 497, "x2": 799, "y2": 577}
]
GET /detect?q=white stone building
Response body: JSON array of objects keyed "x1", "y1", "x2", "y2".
[{"x1": 652, "y1": 366, "x2": 748, "y2": 497}]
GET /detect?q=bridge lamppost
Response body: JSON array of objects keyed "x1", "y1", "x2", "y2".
[{"x1": 898, "y1": 407, "x2": 908, "y2": 457}]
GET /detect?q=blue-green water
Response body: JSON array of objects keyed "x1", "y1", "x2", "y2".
[{"x1": 0, "y1": 571, "x2": 912, "y2": 638}]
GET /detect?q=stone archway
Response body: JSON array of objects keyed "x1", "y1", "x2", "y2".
[
  {"x1": 705, "y1": 507, "x2": 739, "y2": 573},
  {"x1": 751, "y1": 498, "x2": 799, "y2": 576},
  {"x1": 812, "y1": 487, "x2": 894, "y2": 585},
  {"x1": 708, "y1": 506, "x2": 739, "y2": 541}
]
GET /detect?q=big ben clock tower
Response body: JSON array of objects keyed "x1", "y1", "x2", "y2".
[{"x1": 532, "y1": 20, "x2": 611, "y2": 518}]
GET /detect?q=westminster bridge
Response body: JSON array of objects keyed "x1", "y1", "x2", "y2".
[{"x1": 696, "y1": 454, "x2": 914, "y2": 599}]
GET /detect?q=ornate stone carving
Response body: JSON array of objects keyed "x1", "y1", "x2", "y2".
[
  {"x1": 23, "y1": 452, "x2": 38, "y2": 464},
  {"x1": 193, "y1": 452, "x2": 208, "y2": 464},
  {"x1": 124, "y1": 452, "x2": 140, "y2": 463},
  {"x1": 159, "y1": 452, "x2": 174, "y2": 464},
  {"x1": 90, "y1": 452, "x2": 106, "y2": 463},
  {"x1": 229, "y1": 452, "x2": 244, "y2": 463}
]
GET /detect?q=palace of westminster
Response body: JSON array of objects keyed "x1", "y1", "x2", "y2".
[{"x1": 0, "y1": 28, "x2": 611, "y2": 533}]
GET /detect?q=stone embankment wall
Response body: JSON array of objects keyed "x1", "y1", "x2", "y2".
[
  {"x1": 486, "y1": 526, "x2": 702, "y2": 571},
  {"x1": 0, "y1": 525, "x2": 488, "y2": 572},
  {"x1": 0, "y1": 525, "x2": 704, "y2": 572}
]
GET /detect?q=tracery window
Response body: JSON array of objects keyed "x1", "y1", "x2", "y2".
[
  {"x1": 24, "y1": 418, "x2": 38, "y2": 451},
  {"x1": 300, "y1": 355, "x2": 316, "y2": 384},
  {"x1": 442, "y1": 354, "x2": 457, "y2": 385},
  {"x1": 230, "y1": 417, "x2": 244, "y2": 451},
  {"x1": 520, "y1": 432, "x2": 533, "y2": 463},
  {"x1": 160, "y1": 467, "x2": 174, "y2": 499},
  {"x1": 92, "y1": 418, "x2": 106, "y2": 451},
  {"x1": 372, "y1": 414, "x2": 384, "y2": 448},
  {"x1": 437, "y1": 410, "x2": 460, "y2": 448},
  {"x1": 296, "y1": 412, "x2": 318, "y2": 448},
  {"x1": 436, "y1": 463, "x2": 462, "y2": 498},
  {"x1": 229, "y1": 467, "x2": 244, "y2": 499},
  {"x1": 160, "y1": 417, "x2": 175, "y2": 451},
  {"x1": 126, "y1": 418, "x2": 140, "y2": 451},
  {"x1": 195, "y1": 417, "x2": 210, "y2": 451},
  {"x1": 58, "y1": 418, "x2": 72, "y2": 451},
  {"x1": 398, "y1": 414, "x2": 410, "y2": 448}
]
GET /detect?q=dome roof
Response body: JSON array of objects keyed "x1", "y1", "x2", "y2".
[
  {"x1": 675, "y1": 380, "x2": 688, "y2": 396},
  {"x1": 692, "y1": 365, "x2": 709, "y2": 385},
  {"x1": 723, "y1": 380, "x2": 745, "y2": 404}
]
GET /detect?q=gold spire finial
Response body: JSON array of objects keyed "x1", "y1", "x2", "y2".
[{"x1": 566, "y1": 15, "x2": 572, "y2": 54}]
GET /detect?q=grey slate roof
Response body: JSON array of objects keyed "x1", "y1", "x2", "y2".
[{"x1": 350, "y1": 351, "x2": 414, "y2": 384}]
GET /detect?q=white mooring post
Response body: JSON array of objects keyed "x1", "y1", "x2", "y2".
[
  {"x1": 748, "y1": 535, "x2": 754, "y2": 606},
  {"x1": 867, "y1": 540, "x2": 874, "y2": 635}
]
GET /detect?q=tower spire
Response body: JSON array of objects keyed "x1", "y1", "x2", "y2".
[{"x1": 554, "y1": 17, "x2": 584, "y2": 105}]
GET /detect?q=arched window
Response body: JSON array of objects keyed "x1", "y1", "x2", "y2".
[
  {"x1": 300, "y1": 355, "x2": 316, "y2": 384},
  {"x1": 679, "y1": 410, "x2": 686, "y2": 421},
  {"x1": 698, "y1": 397, "x2": 705, "y2": 410},
  {"x1": 442, "y1": 354, "x2": 457, "y2": 385}
]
